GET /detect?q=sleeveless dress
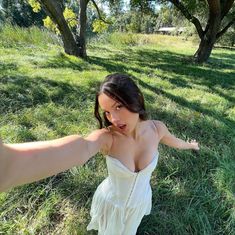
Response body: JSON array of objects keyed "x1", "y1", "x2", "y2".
[{"x1": 87, "y1": 151, "x2": 159, "y2": 235}]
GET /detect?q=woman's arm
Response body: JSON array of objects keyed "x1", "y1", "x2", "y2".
[
  {"x1": 0, "y1": 129, "x2": 111, "y2": 192},
  {"x1": 154, "y1": 121, "x2": 199, "y2": 150}
]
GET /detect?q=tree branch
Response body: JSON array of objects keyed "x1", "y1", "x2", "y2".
[
  {"x1": 216, "y1": 17, "x2": 235, "y2": 39},
  {"x1": 169, "y1": 0, "x2": 204, "y2": 39},
  {"x1": 90, "y1": 0, "x2": 110, "y2": 24},
  {"x1": 221, "y1": 0, "x2": 234, "y2": 20}
]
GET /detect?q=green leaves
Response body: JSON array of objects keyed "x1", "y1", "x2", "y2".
[
  {"x1": 43, "y1": 7, "x2": 78, "y2": 34},
  {"x1": 28, "y1": 0, "x2": 41, "y2": 13},
  {"x1": 92, "y1": 19, "x2": 109, "y2": 33}
]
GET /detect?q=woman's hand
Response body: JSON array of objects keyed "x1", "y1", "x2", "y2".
[{"x1": 187, "y1": 139, "x2": 200, "y2": 150}]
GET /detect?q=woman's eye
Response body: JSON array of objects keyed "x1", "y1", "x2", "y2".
[
  {"x1": 105, "y1": 111, "x2": 110, "y2": 116},
  {"x1": 116, "y1": 105, "x2": 123, "y2": 110}
]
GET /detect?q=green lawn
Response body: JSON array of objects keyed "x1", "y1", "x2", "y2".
[{"x1": 0, "y1": 29, "x2": 234, "y2": 234}]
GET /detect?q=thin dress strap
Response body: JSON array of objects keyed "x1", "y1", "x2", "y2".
[
  {"x1": 152, "y1": 120, "x2": 157, "y2": 130},
  {"x1": 105, "y1": 126, "x2": 114, "y2": 156},
  {"x1": 151, "y1": 120, "x2": 160, "y2": 137}
]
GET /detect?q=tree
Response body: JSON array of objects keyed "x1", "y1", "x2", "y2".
[
  {"x1": 106, "y1": 0, "x2": 125, "y2": 16},
  {"x1": 36, "y1": 0, "x2": 88, "y2": 57},
  {"x1": 107, "y1": 0, "x2": 157, "y2": 33},
  {"x1": 167, "y1": 0, "x2": 235, "y2": 63},
  {"x1": 129, "y1": 0, "x2": 157, "y2": 33},
  {"x1": 156, "y1": 4, "x2": 188, "y2": 29},
  {"x1": 29, "y1": 0, "x2": 108, "y2": 58}
]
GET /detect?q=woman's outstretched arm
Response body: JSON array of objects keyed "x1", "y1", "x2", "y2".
[
  {"x1": 154, "y1": 121, "x2": 199, "y2": 150},
  {"x1": 0, "y1": 129, "x2": 111, "y2": 192}
]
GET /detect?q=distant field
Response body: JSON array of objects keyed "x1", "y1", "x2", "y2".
[{"x1": 0, "y1": 27, "x2": 234, "y2": 234}]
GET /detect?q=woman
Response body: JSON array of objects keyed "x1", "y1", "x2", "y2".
[{"x1": 0, "y1": 73, "x2": 199, "y2": 234}]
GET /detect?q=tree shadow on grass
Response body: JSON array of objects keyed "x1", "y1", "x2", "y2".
[
  {"x1": 37, "y1": 52, "x2": 91, "y2": 71},
  {"x1": 87, "y1": 56, "x2": 131, "y2": 73},
  {"x1": 0, "y1": 73, "x2": 100, "y2": 115},
  {"x1": 0, "y1": 62, "x2": 18, "y2": 71},
  {"x1": 138, "y1": 79, "x2": 235, "y2": 128},
  {"x1": 211, "y1": 50, "x2": 235, "y2": 65},
  {"x1": 88, "y1": 47, "x2": 234, "y2": 88},
  {"x1": 132, "y1": 49, "x2": 235, "y2": 87},
  {"x1": 88, "y1": 48, "x2": 235, "y2": 107}
]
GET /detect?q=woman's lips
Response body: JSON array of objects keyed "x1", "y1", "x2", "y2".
[{"x1": 118, "y1": 124, "x2": 127, "y2": 130}]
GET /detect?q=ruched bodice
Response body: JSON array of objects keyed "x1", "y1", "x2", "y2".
[
  {"x1": 105, "y1": 152, "x2": 158, "y2": 207},
  {"x1": 87, "y1": 151, "x2": 159, "y2": 235}
]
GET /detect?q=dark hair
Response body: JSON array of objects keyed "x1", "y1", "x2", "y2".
[{"x1": 94, "y1": 73, "x2": 147, "y2": 129}]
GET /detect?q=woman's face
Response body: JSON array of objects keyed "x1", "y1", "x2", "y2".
[{"x1": 98, "y1": 93, "x2": 140, "y2": 135}]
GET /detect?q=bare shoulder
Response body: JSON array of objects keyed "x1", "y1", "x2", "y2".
[
  {"x1": 151, "y1": 120, "x2": 169, "y2": 138},
  {"x1": 152, "y1": 120, "x2": 167, "y2": 128},
  {"x1": 86, "y1": 128, "x2": 113, "y2": 154},
  {"x1": 87, "y1": 128, "x2": 112, "y2": 141}
]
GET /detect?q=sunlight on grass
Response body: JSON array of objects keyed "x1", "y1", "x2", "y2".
[{"x1": 0, "y1": 28, "x2": 234, "y2": 234}]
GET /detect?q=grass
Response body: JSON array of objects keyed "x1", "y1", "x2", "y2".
[
  {"x1": 0, "y1": 26, "x2": 234, "y2": 234},
  {"x1": 0, "y1": 24, "x2": 60, "y2": 48}
]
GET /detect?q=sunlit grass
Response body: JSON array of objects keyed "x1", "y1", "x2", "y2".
[
  {"x1": 0, "y1": 24, "x2": 60, "y2": 48},
  {"x1": 0, "y1": 28, "x2": 234, "y2": 234}
]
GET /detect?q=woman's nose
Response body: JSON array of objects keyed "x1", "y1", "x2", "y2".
[{"x1": 110, "y1": 112, "x2": 120, "y2": 123}]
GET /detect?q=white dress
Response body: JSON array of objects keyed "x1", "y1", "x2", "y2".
[{"x1": 87, "y1": 151, "x2": 159, "y2": 235}]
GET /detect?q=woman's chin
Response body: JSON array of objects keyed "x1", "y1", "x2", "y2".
[{"x1": 118, "y1": 128, "x2": 127, "y2": 134}]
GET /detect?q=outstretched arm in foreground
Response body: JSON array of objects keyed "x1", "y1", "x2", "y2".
[
  {"x1": 0, "y1": 129, "x2": 111, "y2": 192},
  {"x1": 154, "y1": 121, "x2": 199, "y2": 150}
]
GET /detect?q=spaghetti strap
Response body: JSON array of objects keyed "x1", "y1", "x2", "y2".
[
  {"x1": 152, "y1": 120, "x2": 158, "y2": 130},
  {"x1": 105, "y1": 127, "x2": 114, "y2": 156}
]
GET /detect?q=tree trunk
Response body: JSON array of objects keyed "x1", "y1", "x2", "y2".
[
  {"x1": 40, "y1": 0, "x2": 85, "y2": 58},
  {"x1": 194, "y1": 1, "x2": 221, "y2": 63},
  {"x1": 169, "y1": 0, "x2": 235, "y2": 63},
  {"x1": 194, "y1": 35, "x2": 216, "y2": 63},
  {"x1": 78, "y1": 0, "x2": 89, "y2": 58},
  {"x1": 39, "y1": 0, "x2": 91, "y2": 59}
]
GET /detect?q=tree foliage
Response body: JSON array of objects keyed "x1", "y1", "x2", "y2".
[
  {"x1": 1, "y1": 0, "x2": 45, "y2": 26},
  {"x1": 28, "y1": 0, "x2": 77, "y2": 33},
  {"x1": 28, "y1": 0, "x2": 41, "y2": 12},
  {"x1": 92, "y1": 19, "x2": 109, "y2": 33},
  {"x1": 42, "y1": 7, "x2": 77, "y2": 33},
  {"x1": 106, "y1": 0, "x2": 157, "y2": 33}
]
